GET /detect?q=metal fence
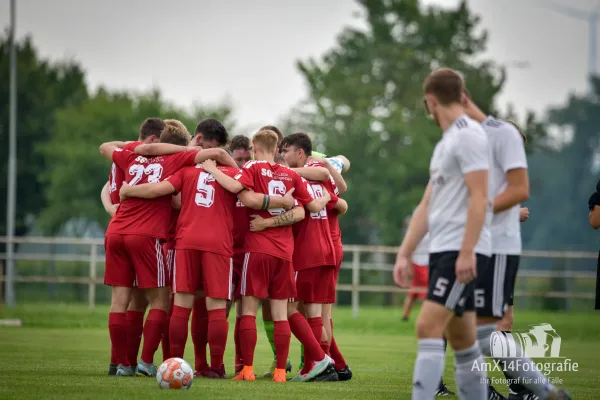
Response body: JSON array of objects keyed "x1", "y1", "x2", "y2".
[{"x1": 0, "y1": 237, "x2": 597, "y2": 316}]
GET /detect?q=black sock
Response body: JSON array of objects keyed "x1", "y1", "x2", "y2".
[{"x1": 499, "y1": 331, "x2": 527, "y2": 394}]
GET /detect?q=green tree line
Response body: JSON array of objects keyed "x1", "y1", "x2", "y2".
[{"x1": 1, "y1": 0, "x2": 599, "y2": 252}]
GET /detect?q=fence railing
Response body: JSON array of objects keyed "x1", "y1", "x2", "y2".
[{"x1": 0, "y1": 237, "x2": 597, "y2": 316}]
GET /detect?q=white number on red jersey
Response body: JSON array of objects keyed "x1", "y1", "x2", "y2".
[
  {"x1": 128, "y1": 163, "x2": 164, "y2": 186},
  {"x1": 307, "y1": 183, "x2": 327, "y2": 219},
  {"x1": 267, "y1": 180, "x2": 286, "y2": 216},
  {"x1": 195, "y1": 171, "x2": 216, "y2": 208}
]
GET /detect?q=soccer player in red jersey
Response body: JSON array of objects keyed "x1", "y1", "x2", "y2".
[
  {"x1": 100, "y1": 118, "x2": 162, "y2": 376},
  {"x1": 201, "y1": 129, "x2": 332, "y2": 382},
  {"x1": 279, "y1": 133, "x2": 349, "y2": 381},
  {"x1": 99, "y1": 123, "x2": 237, "y2": 377}
]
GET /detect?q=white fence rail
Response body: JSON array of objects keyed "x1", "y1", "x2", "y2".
[{"x1": 0, "y1": 237, "x2": 597, "y2": 317}]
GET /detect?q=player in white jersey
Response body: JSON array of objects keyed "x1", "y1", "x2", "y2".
[
  {"x1": 461, "y1": 93, "x2": 570, "y2": 400},
  {"x1": 394, "y1": 68, "x2": 492, "y2": 400}
]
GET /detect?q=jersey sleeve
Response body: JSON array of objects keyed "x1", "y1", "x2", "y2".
[
  {"x1": 221, "y1": 166, "x2": 240, "y2": 179},
  {"x1": 170, "y1": 151, "x2": 200, "y2": 170},
  {"x1": 455, "y1": 129, "x2": 489, "y2": 175},
  {"x1": 165, "y1": 169, "x2": 184, "y2": 193},
  {"x1": 293, "y1": 175, "x2": 315, "y2": 206},
  {"x1": 112, "y1": 149, "x2": 133, "y2": 170},
  {"x1": 496, "y1": 127, "x2": 528, "y2": 173},
  {"x1": 235, "y1": 163, "x2": 255, "y2": 190}
]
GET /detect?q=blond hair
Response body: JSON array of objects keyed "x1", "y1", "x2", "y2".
[
  {"x1": 164, "y1": 119, "x2": 188, "y2": 132},
  {"x1": 252, "y1": 129, "x2": 278, "y2": 154},
  {"x1": 160, "y1": 124, "x2": 190, "y2": 146}
]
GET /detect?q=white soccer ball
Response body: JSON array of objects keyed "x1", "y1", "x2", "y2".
[{"x1": 156, "y1": 357, "x2": 193, "y2": 390}]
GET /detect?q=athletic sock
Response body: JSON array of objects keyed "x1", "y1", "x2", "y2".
[
  {"x1": 263, "y1": 320, "x2": 277, "y2": 358},
  {"x1": 125, "y1": 310, "x2": 145, "y2": 366},
  {"x1": 191, "y1": 298, "x2": 209, "y2": 372},
  {"x1": 208, "y1": 309, "x2": 228, "y2": 370},
  {"x1": 320, "y1": 340, "x2": 330, "y2": 356},
  {"x1": 169, "y1": 305, "x2": 192, "y2": 359},
  {"x1": 454, "y1": 342, "x2": 487, "y2": 400},
  {"x1": 239, "y1": 315, "x2": 257, "y2": 367},
  {"x1": 329, "y1": 319, "x2": 347, "y2": 370},
  {"x1": 438, "y1": 336, "x2": 448, "y2": 388},
  {"x1": 109, "y1": 312, "x2": 128, "y2": 366},
  {"x1": 234, "y1": 317, "x2": 243, "y2": 368},
  {"x1": 140, "y1": 309, "x2": 167, "y2": 365},
  {"x1": 412, "y1": 339, "x2": 446, "y2": 400},
  {"x1": 289, "y1": 313, "x2": 326, "y2": 367},
  {"x1": 161, "y1": 297, "x2": 174, "y2": 361},
  {"x1": 273, "y1": 320, "x2": 291, "y2": 370},
  {"x1": 478, "y1": 324, "x2": 554, "y2": 398}
]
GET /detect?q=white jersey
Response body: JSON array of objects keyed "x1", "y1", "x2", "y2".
[
  {"x1": 412, "y1": 233, "x2": 430, "y2": 266},
  {"x1": 482, "y1": 117, "x2": 528, "y2": 255},
  {"x1": 428, "y1": 115, "x2": 492, "y2": 256}
]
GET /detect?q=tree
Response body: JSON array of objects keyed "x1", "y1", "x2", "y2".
[
  {"x1": 522, "y1": 77, "x2": 600, "y2": 251},
  {"x1": 0, "y1": 35, "x2": 87, "y2": 236},
  {"x1": 39, "y1": 88, "x2": 235, "y2": 233},
  {"x1": 292, "y1": 0, "x2": 505, "y2": 245}
]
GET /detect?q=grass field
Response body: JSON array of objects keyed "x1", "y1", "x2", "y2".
[{"x1": 1, "y1": 304, "x2": 599, "y2": 399}]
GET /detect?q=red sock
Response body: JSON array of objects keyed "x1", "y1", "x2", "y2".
[
  {"x1": 330, "y1": 319, "x2": 347, "y2": 369},
  {"x1": 273, "y1": 320, "x2": 291, "y2": 370},
  {"x1": 191, "y1": 298, "x2": 209, "y2": 372},
  {"x1": 125, "y1": 310, "x2": 145, "y2": 367},
  {"x1": 141, "y1": 309, "x2": 167, "y2": 364},
  {"x1": 110, "y1": 345, "x2": 116, "y2": 364},
  {"x1": 169, "y1": 305, "x2": 192, "y2": 359},
  {"x1": 239, "y1": 315, "x2": 257, "y2": 367},
  {"x1": 161, "y1": 297, "x2": 174, "y2": 361},
  {"x1": 330, "y1": 337, "x2": 347, "y2": 370},
  {"x1": 108, "y1": 312, "x2": 128, "y2": 366},
  {"x1": 289, "y1": 313, "x2": 325, "y2": 366},
  {"x1": 208, "y1": 309, "x2": 228, "y2": 370},
  {"x1": 320, "y1": 340, "x2": 331, "y2": 356},
  {"x1": 234, "y1": 317, "x2": 243, "y2": 368}
]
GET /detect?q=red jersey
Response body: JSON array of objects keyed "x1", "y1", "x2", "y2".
[
  {"x1": 235, "y1": 160, "x2": 313, "y2": 261},
  {"x1": 306, "y1": 161, "x2": 342, "y2": 243},
  {"x1": 106, "y1": 149, "x2": 198, "y2": 239},
  {"x1": 167, "y1": 165, "x2": 238, "y2": 256},
  {"x1": 108, "y1": 141, "x2": 142, "y2": 205},
  {"x1": 233, "y1": 200, "x2": 248, "y2": 253},
  {"x1": 167, "y1": 208, "x2": 180, "y2": 244},
  {"x1": 292, "y1": 180, "x2": 337, "y2": 271}
]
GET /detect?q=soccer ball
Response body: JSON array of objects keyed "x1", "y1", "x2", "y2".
[{"x1": 156, "y1": 358, "x2": 193, "y2": 390}]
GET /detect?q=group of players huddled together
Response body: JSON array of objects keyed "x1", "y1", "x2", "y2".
[
  {"x1": 100, "y1": 117, "x2": 352, "y2": 383},
  {"x1": 391, "y1": 68, "x2": 571, "y2": 400}
]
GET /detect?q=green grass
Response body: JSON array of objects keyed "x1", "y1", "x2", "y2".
[{"x1": 0, "y1": 304, "x2": 599, "y2": 399}]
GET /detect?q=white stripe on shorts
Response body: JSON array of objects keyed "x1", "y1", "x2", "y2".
[
  {"x1": 445, "y1": 280, "x2": 465, "y2": 310},
  {"x1": 228, "y1": 258, "x2": 233, "y2": 300},
  {"x1": 492, "y1": 254, "x2": 507, "y2": 317},
  {"x1": 172, "y1": 250, "x2": 177, "y2": 293},
  {"x1": 241, "y1": 253, "x2": 250, "y2": 296},
  {"x1": 155, "y1": 239, "x2": 165, "y2": 287}
]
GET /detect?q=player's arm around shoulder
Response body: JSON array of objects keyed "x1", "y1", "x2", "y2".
[
  {"x1": 119, "y1": 180, "x2": 177, "y2": 202},
  {"x1": 249, "y1": 206, "x2": 306, "y2": 232},
  {"x1": 194, "y1": 148, "x2": 238, "y2": 168},
  {"x1": 134, "y1": 143, "x2": 192, "y2": 156},
  {"x1": 99, "y1": 141, "x2": 130, "y2": 160},
  {"x1": 201, "y1": 160, "x2": 244, "y2": 194},
  {"x1": 101, "y1": 181, "x2": 118, "y2": 217},
  {"x1": 334, "y1": 198, "x2": 348, "y2": 215}
]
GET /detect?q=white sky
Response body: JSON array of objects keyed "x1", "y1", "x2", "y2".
[{"x1": 0, "y1": 0, "x2": 597, "y2": 132}]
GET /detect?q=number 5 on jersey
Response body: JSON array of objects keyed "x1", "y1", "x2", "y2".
[{"x1": 196, "y1": 172, "x2": 215, "y2": 208}]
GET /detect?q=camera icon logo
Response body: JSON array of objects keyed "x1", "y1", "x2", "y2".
[{"x1": 490, "y1": 323, "x2": 561, "y2": 358}]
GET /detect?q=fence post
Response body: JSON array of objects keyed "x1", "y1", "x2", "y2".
[
  {"x1": 351, "y1": 249, "x2": 360, "y2": 319},
  {"x1": 89, "y1": 243, "x2": 97, "y2": 311}
]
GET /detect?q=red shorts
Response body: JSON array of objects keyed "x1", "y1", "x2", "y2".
[
  {"x1": 294, "y1": 266, "x2": 336, "y2": 304},
  {"x1": 409, "y1": 264, "x2": 428, "y2": 300},
  {"x1": 104, "y1": 234, "x2": 169, "y2": 289},
  {"x1": 231, "y1": 252, "x2": 245, "y2": 301},
  {"x1": 240, "y1": 252, "x2": 296, "y2": 300},
  {"x1": 333, "y1": 242, "x2": 344, "y2": 282},
  {"x1": 163, "y1": 242, "x2": 175, "y2": 287},
  {"x1": 173, "y1": 249, "x2": 232, "y2": 300}
]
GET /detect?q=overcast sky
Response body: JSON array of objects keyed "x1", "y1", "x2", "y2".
[{"x1": 0, "y1": 0, "x2": 597, "y2": 132}]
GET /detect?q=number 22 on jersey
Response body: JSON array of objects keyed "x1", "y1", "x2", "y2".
[{"x1": 129, "y1": 163, "x2": 164, "y2": 186}]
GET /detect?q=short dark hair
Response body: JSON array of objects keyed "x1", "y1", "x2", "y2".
[
  {"x1": 229, "y1": 135, "x2": 251, "y2": 152},
  {"x1": 280, "y1": 132, "x2": 312, "y2": 156},
  {"x1": 423, "y1": 68, "x2": 464, "y2": 105},
  {"x1": 259, "y1": 125, "x2": 283, "y2": 143},
  {"x1": 140, "y1": 118, "x2": 165, "y2": 140},
  {"x1": 195, "y1": 118, "x2": 228, "y2": 146}
]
